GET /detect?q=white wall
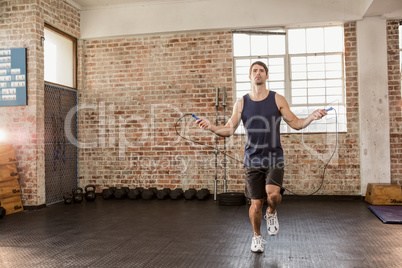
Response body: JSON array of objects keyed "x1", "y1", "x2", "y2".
[
  {"x1": 357, "y1": 17, "x2": 391, "y2": 195},
  {"x1": 80, "y1": 0, "x2": 371, "y2": 39}
]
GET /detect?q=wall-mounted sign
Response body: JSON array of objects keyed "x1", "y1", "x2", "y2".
[{"x1": 0, "y1": 48, "x2": 27, "y2": 106}]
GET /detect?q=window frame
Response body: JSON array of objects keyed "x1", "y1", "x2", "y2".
[
  {"x1": 44, "y1": 24, "x2": 77, "y2": 90},
  {"x1": 233, "y1": 25, "x2": 346, "y2": 134}
]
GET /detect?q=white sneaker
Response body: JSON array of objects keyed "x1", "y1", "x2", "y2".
[
  {"x1": 265, "y1": 210, "x2": 279, "y2": 236},
  {"x1": 250, "y1": 233, "x2": 265, "y2": 253}
]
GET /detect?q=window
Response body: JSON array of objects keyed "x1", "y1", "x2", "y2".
[
  {"x1": 233, "y1": 26, "x2": 346, "y2": 133},
  {"x1": 44, "y1": 25, "x2": 77, "y2": 88}
]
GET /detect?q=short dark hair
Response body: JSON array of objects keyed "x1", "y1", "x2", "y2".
[{"x1": 249, "y1": 61, "x2": 268, "y2": 75}]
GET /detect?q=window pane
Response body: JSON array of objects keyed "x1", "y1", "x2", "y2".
[
  {"x1": 233, "y1": 34, "x2": 250, "y2": 56},
  {"x1": 292, "y1": 96, "x2": 307, "y2": 104},
  {"x1": 236, "y1": 59, "x2": 251, "y2": 67},
  {"x1": 325, "y1": 54, "x2": 342, "y2": 63},
  {"x1": 292, "y1": 64, "x2": 306, "y2": 73},
  {"x1": 308, "y1": 87, "x2": 324, "y2": 96},
  {"x1": 269, "y1": 73, "x2": 284, "y2": 81},
  {"x1": 292, "y1": 80, "x2": 307, "y2": 88},
  {"x1": 236, "y1": 74, "x2": 250, "y2": 82},
  {"x1": 309, "y1": 95, "x2": 325, "y2": 103},
  {"x1": 308, "y1": 80, "x2": 325, "y2": 88},
  {"x1": 326, "y1": 86, "x2": 342, "y2": 95},
  {"x1": 308, "y1": 71, "x2": 325, "y2": 79},
  {"x1": 268, "y1": 57, "x2": 283, "y2": 65},
  {"x1": 288, "y1": 29, "x2": 306, "y2": 54},
  {"x1": 307, "y1": 55, "x2": 325, "y2": 64},
  {"x1": 325, "y1": 26, "x2": 343, "y2": 52},
  {"x1": 251, "y1": 35, "x2": 268, "y2": 56},
  {"x1": 326, "y1": 95, "x2": 342, "y2": 103},
  {"x1": 293, "y1": 88, "x2": 307, "y2": 96},
  {"x1": 306, "y1": 28, "x2": 324, "y2": 53},
  {"x1": 269, "y1": 65, "x2": 284, "y2": 75},
  {"x1": 44, "y1": 28, "x2": 74, "y2": 88},
  {"x1": 307, "y1": 63, "x2": 325, "y2": 72},
  {"x1": 292, "y1": 72, "x2": 307, "y2": 80},
  {"x1": 326, "y1": 62, "x2": 341, "y2": 71},
  {"x1": 268, "y1": 81, "x2": 284, "y2": 89},
  {"x1": 326, "y1": 71, "x2": 342, "y2": 79},
  {"x1": 236, "y1": 82, "x2": 251, "y2": 91},
  {"x1": 236, "y1": 66, "x2": 249, "y2": 76},
  {"x1": 291, "y1": 56, "x2": 306, "y2": 64},
  {"x1": 268, "y1": 35, "x2": 285, "y2": 55}
]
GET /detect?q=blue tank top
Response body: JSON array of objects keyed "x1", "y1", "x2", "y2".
[{"x1": 241, "y1": 91, "x2": 284, "y2": 167}]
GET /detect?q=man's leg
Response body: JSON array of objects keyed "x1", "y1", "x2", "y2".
[
  {"x1": 249, "y1": 198, "x2": 265, "y2": 253},
  {"x1": 244, "y1": 166, "x2": 267, "y2": 253},
  {"x1": 249, "y1": 199, "x2": 264, "y2": 235},
  {"x1": 266, "y1": 184, "x2": 282, "y2": 214},
  {"x1": 265, "y1": 185, "x2": 281, "y2": 235}
]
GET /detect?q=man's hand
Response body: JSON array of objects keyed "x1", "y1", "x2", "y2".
[
  {"x1": 196, "y1": 118, "x2": 212, "y2": 130},
  {"x1": 310, "y1": 109, "x2": 327, "y2": 120}
]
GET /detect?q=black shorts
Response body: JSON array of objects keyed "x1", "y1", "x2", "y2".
[{"x1": 244, "y1": 163, "x2": 285, "y2": 200}]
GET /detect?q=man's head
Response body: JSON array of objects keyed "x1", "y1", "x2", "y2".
[
  {"x1": 249, "y1": 61, "x2": 268, "y2": 76},
  {"x1": 249, "y1": 61, "x2": 269, "y2": 85}
]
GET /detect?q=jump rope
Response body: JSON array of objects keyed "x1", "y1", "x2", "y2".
[{"x1": 174, "y1": 107, "x2": 338, "y2": 196}]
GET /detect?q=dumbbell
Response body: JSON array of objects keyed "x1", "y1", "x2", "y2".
[
  {"x1": 63, "y1": 192, "x2": 73, "y2": 204},
  {"x1": 184, "y1": 188, "x2": 197, "y2": 200},
  {"x1": 114, "y1": 188, "x2": 127, "y2": 199},
  {"x1": 196, "y1": 188, "x2": 210, "y2": 200},
  {"x1": 141, "y1": 188, "x2": 156, "y2": 200},
  {"x1": 84, "y1": 184, "x2": 96, "y2": 201},
  {"x1": 170, "y1": 188, "x2": 184, "y2": 200},
  {"x1": 128, "y1": 188, "x2": 141, "y2": 200},
  {"x1": 156, "y1": 188, "x2": 171, "y2": 200},
  {"x1": 0, "y1": 206, "x2": 6, "y2": 219},
  {"x1": 102, "y1": 188, "x2": 114, "y2": 199},
  {"x1": 72, "y1": 187, "x2": 84, "y2": 203}
]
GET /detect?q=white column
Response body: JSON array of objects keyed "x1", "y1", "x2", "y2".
[{"x1": 356, "y1": 17, "x2": 391, "y2": 195}]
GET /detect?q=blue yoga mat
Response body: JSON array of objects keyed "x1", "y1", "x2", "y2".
[{"x1": 369, "y1": 205, "x2": 402, "y2": 224}]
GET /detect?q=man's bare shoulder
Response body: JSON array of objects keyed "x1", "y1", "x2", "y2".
[{"x1": 274, "y1": 92, "x2": 288, "y2": 109}]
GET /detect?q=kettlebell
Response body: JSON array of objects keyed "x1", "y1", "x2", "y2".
[
  {"x1": 63, "y1": 192, "x2": 73, "y2": 205},
  {"x1": 72, "y1": 187, "x2": 84, "y2": 203},
  {"x1": 85, "y1": 184, "x2": 96, "y2": 201}
]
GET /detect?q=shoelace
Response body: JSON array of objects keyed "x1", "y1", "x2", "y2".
[
  {"x1": 253, "y1": 233, "x2": 266, "y2": 245},
  {"x1": 264, "y1": 213, "x2": 276, "y2": 226}
]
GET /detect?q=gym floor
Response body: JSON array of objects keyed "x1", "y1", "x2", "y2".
[{"x1": 0, "y1": 195, "x2": 401, "y2": 268}]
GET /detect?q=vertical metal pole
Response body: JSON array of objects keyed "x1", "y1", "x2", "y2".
[
  {"x1": 222, "y1": 87, "x2": 227, "y2": 193},
  {"x1": 214, "y1": 87, "x2": 220, "y2": 201}
]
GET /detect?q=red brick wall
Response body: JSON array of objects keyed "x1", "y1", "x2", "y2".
[
  {"x1": 279, "y1": 22, "x2": 360, "y2": 195},
  {"x1": 0, "y1": 0, "x2": 80, "y2": 205},
  {"x1": 80, "y1": 23, "x2": 362, "y2": 195},
  {"x1": 387, "y1": 20, "x2": 402, "y2": 185},
  {"x1": 79, "y1": 32, "x2": 234, "y2": 192}
]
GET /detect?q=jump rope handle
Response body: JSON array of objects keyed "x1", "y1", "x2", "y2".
[{"x1": 192, "y1": 114, "x2": 200, "y2": 120}]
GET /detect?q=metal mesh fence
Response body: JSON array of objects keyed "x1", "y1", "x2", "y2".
[{"x1": 44, "y1": 83, "x2": 78, "y2": 205}]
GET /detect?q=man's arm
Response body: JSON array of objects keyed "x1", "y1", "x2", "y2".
[
  {"x1": 196, "y1": 98, "x2": 243, "y2": 137},
  {"x1": 275, "y1": 94, "x2": 327, "y2": 130}
]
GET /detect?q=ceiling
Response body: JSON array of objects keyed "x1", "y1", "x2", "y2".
[
  {"x1": 66, "y1": 0, "x2": 205, "y2": 9},
  {"x1": 67, "y1": 0, "x2": 402, "y2": 17}
]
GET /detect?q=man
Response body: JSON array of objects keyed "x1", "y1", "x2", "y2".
[{"x1": 196, "y1": 61, "x2": 327, "y2": 253}]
